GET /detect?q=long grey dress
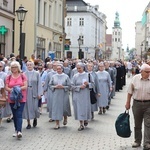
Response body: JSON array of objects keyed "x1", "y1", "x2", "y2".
[
  {"x1": 96, "y1": 71, "x2": 112, "y2": 107},
  {"x1": 49, "y1": 73, "x2": 71, "y2": 121},
  {"x1": 71, "y1": 72, "x2": 94, "y2": 121},
  {"x1": 0, "y1": 71, "x2": 12, "y2": 118},
  {"x1": 23, "y1": 70, "x2": 43, "y2": 119},
  {"x1": 89, "y1": 71, "x2": 100, "y2": 112},
  {"x1": 44, "y1": 70, "x2": 57, "y2": 116}
]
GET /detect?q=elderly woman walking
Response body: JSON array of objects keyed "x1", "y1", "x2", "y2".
[
  {"x1": 0, "y1": 61, "x2": 12, "y2": 124},
  {"x1": 96, "y1": 62, "x2": 112, "y2": 115},
  {"x1": 23, "y1": 61, "x2": 43, "y2": 129},
  {"x1": 49, "y1": 64, "x2": 71, "y2": 129},
  {"x1": 71, "y1": 62, "x2": 94, "y2": 131},
  {"x1": 87, "y1": 63, "x2": 100, "y2": 119},
  {"x1": 5, "y1": 61, "x2": 27, "y2": 138},
  {"x1": 44, "y1": 62, "x2": 58, "y2": 122}
]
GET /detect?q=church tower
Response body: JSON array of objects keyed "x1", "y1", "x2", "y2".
[{"x1": 111, "y1": 12, "x2": 122, "y2": 60}]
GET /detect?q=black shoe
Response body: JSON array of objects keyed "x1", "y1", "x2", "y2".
[
  {"x1": 78, "y1": 125, "x2": 84, "y2": 131},
  {"x1": 84, "y1": 121, "x2": 88, "y2": 127},
  {"x1": 106, "y1": 106, "x2": 109, "y2": 110},
  {"x1": 33, "y1": 118, "x2": 37, "y2": 127},
  {"x1": 54, "y1": 125, "x2": 60, "y2": 130},
  {"x1": 103, "y1": 108, "x2": 106, "y2": 114},
  {"x1": 98, "y1": 110, "x2": 102, "y2": 115},
  {"x1": 26, "y1": 124, "x2": 31, "y2": 129},
  {"x1": 6, "y1": 118, "x2": 12, "y2": 123}
]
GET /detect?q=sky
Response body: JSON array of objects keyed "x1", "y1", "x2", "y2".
[{"x1": 84, "y1": 0, "x2": 150, "y2": 50}]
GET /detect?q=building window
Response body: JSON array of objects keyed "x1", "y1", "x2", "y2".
[
  {"x1": 79, "y1": 18, "x2": 84, "y2": 26},
  {"x1": 36, "y1": 37, "x2": 46, "y2": 60},
  {"x1": 118, "y1": 32, "x2": 120, "y2": 35},
  {"x1": 118, "y1": 38, "x2": 120, "y2": 42},
  {"x1": 79, "y1": 35, "x2": 84, "y2": 45},
  {"x1": 67, "y1": 18, "x2": 72, "y2": 26},
  {"x1": 43, "y1": 2, "x2": 47, "y2": 26},
  {"x1": 49, "y1": 5, "x2": 51, "y2": 27},
  {"x1": 115, "y1": 32, "x2": 117, "y2": 35},
  {"x1": 115, "y1": 38, "x2": 117, "y2": 42},
  {"x1": 38, "y1": 0, "x2": 41, "y2": 23}
]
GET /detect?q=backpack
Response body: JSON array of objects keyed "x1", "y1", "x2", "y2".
[{"x1": 115, "y1": 110, "x2": 132, "y2": 138}]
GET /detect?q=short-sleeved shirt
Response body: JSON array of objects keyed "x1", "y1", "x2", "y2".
[
  {"x1": 127, "y1": 74, "x2": 150, "y2": 101},
  {"x1": 5, "y1": 74, "x2": 27, "y2": 103}
]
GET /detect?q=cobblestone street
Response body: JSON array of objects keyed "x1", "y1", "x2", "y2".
[{"x1": 0, "y1": 77, "x2": 143, "y2": 150}]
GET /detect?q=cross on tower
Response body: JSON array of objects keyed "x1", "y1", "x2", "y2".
[{"x1": 0, "y1": 26, "x2": 8, "y2": 35}]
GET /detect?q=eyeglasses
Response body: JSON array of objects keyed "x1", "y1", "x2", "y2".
[{"x1": 144, "y1": 71, "x2": 150, "y2": 73}]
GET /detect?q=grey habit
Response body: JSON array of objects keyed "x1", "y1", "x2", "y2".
[
  {"x1": 49, "y1": 73, "x2": 71, "y2": 121},
  {"x1": 96, "y1": 71, "x2": 112, "y2": 107},
  {"x1": 44, "y1": 70, "x2": 57, "y2": 117},
  {"x1": 23, "y1": 70, "x2": 43, "y2": 119},
  {"x1": 71, "y1": 72, "x2": 94, "y2": 121},
  {"x1": 89, "y1": 71, "x2": 100, "y2": 112}
]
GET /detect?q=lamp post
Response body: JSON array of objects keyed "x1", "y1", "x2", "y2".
[
  {"x1": 140, "y1": 43, "x2": 143, "y2": 60},
  {"x1": 16, "y1": 5, "x2": 27, "y2": 65},
  {"x1": 77, "y1": 37, "x2": 83, "y2": 59}
]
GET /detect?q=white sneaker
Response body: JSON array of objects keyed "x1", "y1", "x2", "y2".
[
  {"x1": 17, "y1": 132, "x2": 22, "y2": 138},
  {"x1": 12, "y1": 132, "x2": 17, "y2": 137}
]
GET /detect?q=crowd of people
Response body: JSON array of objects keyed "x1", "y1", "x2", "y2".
[{"x1": 0, "y1": 53, "x2": 149, "y2": 147}]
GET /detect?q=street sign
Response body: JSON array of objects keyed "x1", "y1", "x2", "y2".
[
  {"x1": 85, "y1": 47, "x2": 88, "y2": 51},
  {"x1": 0, "y1": 26, "x2": 8, "y2": 35}
]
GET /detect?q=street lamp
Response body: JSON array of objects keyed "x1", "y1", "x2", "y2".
[
  {"x1": 140, "y1": 43, "x2": 143, "y2": 60},
  {"x1": 16, "y1": 5, "x2": 28, "y2": 65},
  {"x1": 77, "y1": 37, "x2": 83, "y2": 59}
]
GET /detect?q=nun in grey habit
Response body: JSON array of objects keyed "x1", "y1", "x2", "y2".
[
  {"x1": 49, "y1": 64, "x2": 71, "y2": 129},
  {"x1": 44, "y1": 62, "x2": 58, "y2": 121},
  {"x1": 23, "y1": 61, "x2": 43, "y2": 129},
  {"x1": 87, "y1": 63, "x2": 100, "y2": 119},
  {"x1": 71, "y1": 62, "x2": 94, "y2": 131},
  {"x1": 96, "y1": 62, "x2": 112, "y2": 115}
]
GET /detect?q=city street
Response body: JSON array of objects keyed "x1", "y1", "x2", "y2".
[{"x1": 0, "y1": 77, "x2": 143, "y2": 150}]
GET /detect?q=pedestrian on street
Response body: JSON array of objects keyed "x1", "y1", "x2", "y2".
[
  {"x1": 71, "y1": 62, "x2": 94, "y2": 131},
  {"x1": 49, "y1": 64, "x2": 71, "y2": 129},
  {"x1": 5, "y1": 61, "x2": 27, "y2": 139},
  {"x1": 44, "y1": 62, "x2": 57, "y2": 122},
  {"x1": 87, "y1": 62, "x2": 100, "y2": 119},
  {"x1": 125, "y1": 64, "x2": 150, "y2": 150},
  {"x1": 23, "y1": 61, "x2": 43, "y2": 129},
  {"x1": 96, "y1": 62, "x2": 112, "y2": 114}
]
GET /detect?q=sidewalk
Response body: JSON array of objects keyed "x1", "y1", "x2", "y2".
[{"x1": 0, "y1": 77, "x2": 143, "y2": 150}]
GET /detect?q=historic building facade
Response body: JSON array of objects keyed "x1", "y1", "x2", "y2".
[
  {"x1": 65, "y1": 0, "x2": 107, "y2": 59},
  {"x1": 0, "y1": 0, "x2": 15, "y2": 57},
  {"x1": 14, "y1": 0, "x2": 66, "y2": 60}
]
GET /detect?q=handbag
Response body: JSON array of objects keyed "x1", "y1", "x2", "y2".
[
  {"x1": 115, "y1": 110, "x2": 131, "y2": 138},
  {"x1": 88, "y1": 73, "x2": 97, "y2": 104}
]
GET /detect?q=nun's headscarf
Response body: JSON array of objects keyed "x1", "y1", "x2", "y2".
[{"x1": 76, "y1": 62, "x2": 85, "y2": 69}]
